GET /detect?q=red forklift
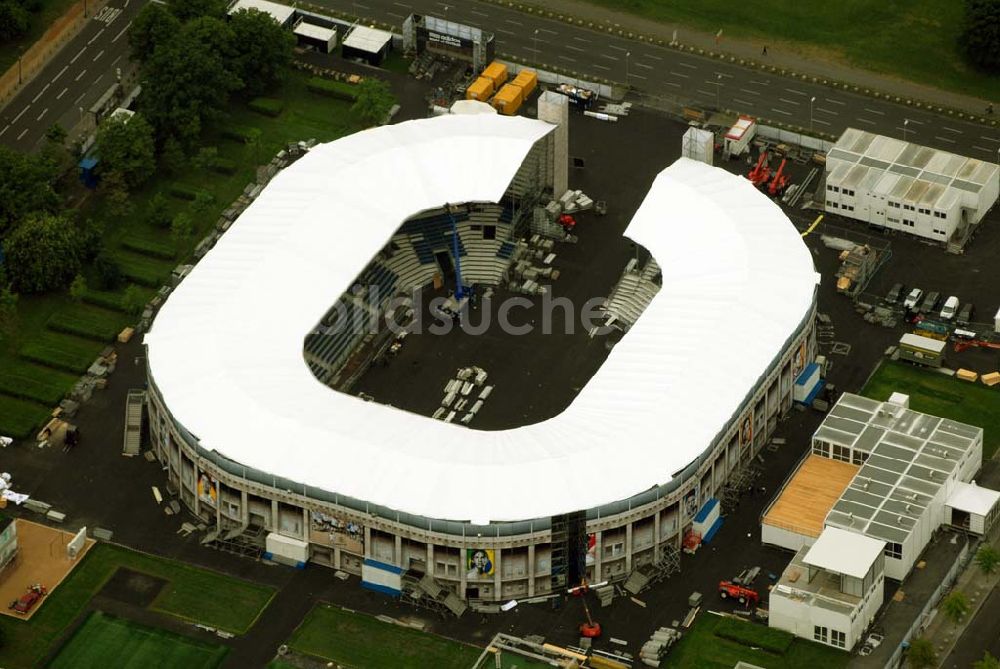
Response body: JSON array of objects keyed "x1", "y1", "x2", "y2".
[{"x1": 718, "y1": 580, "x2": 759, "y2": 607}]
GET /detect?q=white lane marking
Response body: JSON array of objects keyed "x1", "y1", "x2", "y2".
[
  {"x1": 124, "y1": 0, "x2": 129, "y2": 6},
  {"x1": 749, "y1": 79, "x2": 770, "y2": 85},
  {"x1": 905, "y1": 118, "x2": 924, "y2": 124},
  {"x1": 634, "y1": 61, "x2": 653, "y2": 70},
  {"x1": 607, "y1": 44, "x2": 629, "y2": 52},
  {"x1": 17, "y1": 128, "x2": 28, "y2": 140},
  {"x1": 496, "y1": 28, "x2": 515, "y2": 36},
  {"x1": 935, "y1": 135, "x2": 956, "y2": 144},
  {"x1": 778, "y1": 97, "x2": 800, "y2": 105},
  {"x1": 52, "y1": 65, "x2": 68, "y2": 82},
  {"x1": 112, "y1": 21, "x2": 131, "y2": 43},
  {"x1": 392, "y1": 1, "x2": 409, "y2": 7},
  {"x1": 825, "y1": 97, "x2": 846, "y2": 106},
  {"x1": 36, "y1": 108, "x2": 47, "y2": 121},
  {"x1": 642, "y1": 53, "x2": 662, "y2": 60},
  {"x1": 470, "y1": 9, "x2": 488, "y2": 16},
  {"x1": 593, "y1": 64, "x2": 610, "y2": 71},
  {"x1": 813, "y1": 118, "x2": 831, "y2": 126},
  {"x1": 696, "y1": 89, "x2": 713, "y2": 97},
  {"x1": 677, "y1": 61, "x2": 697, "y2": 69},
  {"x1": 88, "y1": 28, "x2": 105, "y2": 45},
  {"x1": 75, "y1": 68, "x2": 88, "y2": 81},
  {"x1": 863, "y1": 107, "x2": 885, "y2": 116},
  {"x1": 600, "y1": 54, "x2": 619, "y2": 61},
  {"x1": 739, "y1": 87, "x2": 760, "y2": 96},
  {"x1": 558, "y1": 55, "x2": 575, "y2": 63},
  {"x1": 354, "y1": 1, "x2": 369, "y2": 8},
  {"x1": 571, "y1": 36, "x2": 590, "y2": 43},
  {"x1": 523, "y1": 46, "x2": 540, "y2": 53},
  {"x1": 0, "y1": 125, "x2": 7, "y2": 137},
  {"x1": 981, "y1": 135, "x2": 1000, "y2": 143},
  {"x1": 941, "y1": 127, "x2": 961, "y2": 134},
  {"x1": 664, "y1": 81, "x2": 680, "y2": 88},
  {"x1": 386, "y1": 10, "x2": 404, "y2": 18},
  {"x1": 856, "y1": 117, "x2": 876, "y2": 125},
  {"x1": 71, "y1": 47, "x2": 87, "y2": 63},
  {"x1": 973, "y1": 145, "x2": 992, "y2": 152},
  {"x1": 733, "y1": 98, "x2": 752, "y2": 106},
  {"x1": 93, "y1": 49, "x2": 105, "y2": 62},
  {"x1": 536, "y1": 27, "x2": 557, "y2": 35},
  {"x1": 669, "y1": 71, "x2": 690, "y2": 79},
  {"x1": 815, "y1": 107, "x2": 837, "y2": 115},
  {"x1": 12, "y1": 106, "x2": 28, "y2": 123},
  {"x1": 504, "y1": 18, "x2": 523, "y2": 26},
  {"x1": 32, "y1": 84, "x2": 50, "y2": 103},
  {"x1": 74, "y1": 91, "x2": 87, "y2": 104},
  {"x1": 56, "y1": 86, "x2": 68, "y2": 100},
  {"x1": 110, "y1": 55, "x2": 121, "y2": 69},
  {"x1": 629, "y1": 73, "x2": 647, "y2": 80},
  {"x1": 565, "y1": 44, "x2": 585, "y2": 52},
  {"x1": 771, "y1": 108, "x2": 792, "y2": 116},
  {"x1": 784, "y1": 88, "x2": 807, "y2": 96}
]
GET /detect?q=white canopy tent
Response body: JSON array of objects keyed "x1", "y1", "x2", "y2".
[{"x1": 145, "y1": 113, "x2": 818, "y2": 523}]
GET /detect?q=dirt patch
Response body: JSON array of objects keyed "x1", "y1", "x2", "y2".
[{"x1": 99, "y1": 568, "x2": 167, "y2": 608}]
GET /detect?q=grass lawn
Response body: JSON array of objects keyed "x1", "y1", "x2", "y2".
[
  {"x1": 49, "y1": 611, "x2": 229, "y2": 669},
  {"x1": 862, "y1": 360, "x2": 1000, "y2": 457},
  {"x1": 288, "y1": 603, "x2": 482, "y2": 669},
  {"x1": 581, "y1": 0, "x2": 999, "y2": 102},
  {"x1": 0, "y1": 0, "x2": 81, "y2": 75},
  {"x1": 664, "y1": 613, "x2": 848, "y2": 668},
  {"x1": 0, "y1": 69, "x2": 364, "y2": 440},
  {"x1": 0, "y1": 543, "x2": 274, "y2": 669}
]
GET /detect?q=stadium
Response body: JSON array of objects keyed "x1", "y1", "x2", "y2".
[{"x1": 143, "y1": 108, "x2": 819, "y2": 608}]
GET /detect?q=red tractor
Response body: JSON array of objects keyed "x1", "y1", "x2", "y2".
[
  {"x1": 559, "y1": 214, "x2": 577, "y2": 231},
  {"x1": 9, "y1": 584, "x2": 47, "y2": 615},
  {"x1": 719, "y1": 580, "x2": 759, "y2": 607}
]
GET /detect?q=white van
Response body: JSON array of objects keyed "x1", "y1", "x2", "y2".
[{"x1": 940, "y1": 296, "x2": 960, "y2": 320}]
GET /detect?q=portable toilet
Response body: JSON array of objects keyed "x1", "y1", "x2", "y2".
[
  {"x1": 466, "y1": 76, "x2": 495, "y2": 102},
  {"x1": 481, "y1": 61, "x2": 509, "y2": 88},
  {"x1": 492, "y1": 83, "x2": 524, "y2": 116},
  {"x1": 511, "y1": 69, "x2": 537, "y2": 98},
  {"x1": 78, "y1": 157, "x2": 99, "y2": 189}
]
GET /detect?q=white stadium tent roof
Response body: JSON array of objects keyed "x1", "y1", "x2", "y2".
[
  {"x1": 804, "y1": 526, "x2": 885, "y2": 579},
  {"x1": 145, "y1": 113, "x2": 819, "y2": 524}
]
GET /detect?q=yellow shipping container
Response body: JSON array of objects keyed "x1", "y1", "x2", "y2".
[
  {"x1": 511, "y1": 69, "x2": 537, "y2": 97},
  {"x1": 481, "y1": 61, "x2": 509, "y2": 87},
  {"x1": 465, "y1": 76, "x2": 495, "y2": 101},
  {"x1": 492, "y1": 83, "x2": 524, "y2": 115}
]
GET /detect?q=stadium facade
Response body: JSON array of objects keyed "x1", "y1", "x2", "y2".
[{"x1": 145, "y1": 113, "x2": 819, "y2": 604}]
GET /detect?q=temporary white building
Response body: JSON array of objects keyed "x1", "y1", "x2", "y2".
[{"x1": 145, "y1": 113, "x2": 818, "y2": 524}]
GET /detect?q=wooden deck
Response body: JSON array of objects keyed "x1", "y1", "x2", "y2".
[{"x1": 762, "y1": 455, "x2": 859, "y2": 538}]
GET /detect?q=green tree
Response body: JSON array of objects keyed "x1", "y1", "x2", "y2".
[
  {"x1": 69, "y1": 274, "x2": 87, "y2": 301},
  {"x1": 122, "y1": 285, "x2": 146, "y2": 316},
  {"x1": 960, "y1": 0, "x2": 1000, "y2": 73},
  {"x1": 351, "y1": 78, "x2": 395, "y2": 126},
  {"x1": 228, "y1": 8, "x2": 294, "y2": 97},
  {"x1": 0, "y1": 145, "x2": 60, "y2": 236},
  {"x1": 3, "y1": 214, "x2": 82, "y2": 293},
  {"x1": 168, "y1": 0, "x2": 227, "y2": 22},
  {"x1": 40, "y1": 123, "x2": 74, "y2": 177},
  {"x1": 93, "y1": 252, "x2": 123, "y2": 290},
  {"x1": 191, "y1": 190, "x2": 214, "y2": 217},
  {"x1": 941, "y1": 590, "x2": 970, "y2": 623},
  {"x1": 192, "y1": 146, "x2": 218, "y2": 171},
  {"x1": 170, "y1": 211, "x2": 194, "y2": 246},
  {"x1": 976, "y1": 545, "x2": 1000, "y2": 575},
  {"x1": 139, "y1": 17, "x2": 241, "y2": 145},
  {"x1": 0, "y1": 267, "x2": 18, "y2": 338},
  {"x1": 0, "y1": 1, "x2": 30, "y2": 41},
  {"x1": 96, "y1": 113, "x2": 157, "y2": 189},
  {"x1": 98, "y1": 170, "x2": 133, "y2": 218},
  {"x1": 243, "y1": 127, "x2": 262, "y2": 165},
  {"x1": 44, "y1": 123, "x2": 67, "y2": 145},
  {"x1": 907, "y1": 637, "x2": 937, "y2": 669},
  {"x1": 146, "y1": 192, "x2": 172, "y2": 229},
  {"x1": 974, "y1": 651, "x2": 1000, "y2": 669},
  {"x1": 160, "y1": 136, "x2": 186, "y2": 174},
  {"x1": 129, "y1": 2, "x2": 180, "y2": 62}
]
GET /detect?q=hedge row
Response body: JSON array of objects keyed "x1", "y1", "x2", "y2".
[
  {"x1": 0, "y1": 373, "x2": 70, "y2": 406},
  {"x1": 168, "y1": 183, "x2": 199, "y2": 201},
  {"x1": 81, "y1": 288, "x2": 127, "y2": 313},
  {"x1": 714, "y1": 618, "x2": 794, "y2": 654},
  {"x1": 248, "y1": 97, "x2": 285, "y2": 117},
  {"x1": 306, "y1": 77, "x2": 358, "y2": 101},
  {"x1": 121, "y1": 236, "x2": 177, "y2": 261},
  {"x1": 221, "y1": 125, "x2": 257, "y2": 143},
  {"x1": 19, "y1": 343, "x2": 95, "y2": 374},
  {"x1": 211, "y1": 157, "x2": 238, "y2": 175},
  {"x1": 47, "y1": 309, "x2": 121, "y2": 342},
  {"x1": 0, "y1": 395, "x2": 50, "y2": 440},
  {"x1": 117, "y1": 255, "x2": 170, "y2": 288}
]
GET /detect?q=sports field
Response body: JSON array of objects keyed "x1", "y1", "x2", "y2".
[
  {"x1": 49, "y1": 611, "x2": 228, "y2": 669},
  {"x1": 583, "y1": 0, "x2": 998, "y2": 102},
  {"x1": 663, "y1": 613, "x2": 848, "y2": 668},
  {"x1": 0, "y1": 543, "x2": 274, "y2": 669},
  {"x1": 288, "y1": 603, "x2": 482, "y2": 669},
  {"x1": 862, "y1": 360, "x2": 1000, "y2": 457}
]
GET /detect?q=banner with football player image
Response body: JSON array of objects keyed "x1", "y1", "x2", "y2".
[
  {"x1": 197, "y1": 473, "x2": 217, "y2": 507},
  {"x1": 309, "y1": 511, "x2": 365, "y2": 554},
  {"x1": 466, "y1": 548, "x2": 495, "y2": 579},
  {"x1": 739, "y1": 410, "x2": 754, "y2": 458}
]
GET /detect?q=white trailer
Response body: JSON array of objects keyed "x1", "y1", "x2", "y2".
[{"x1": 723, "y1": 115, "x2": 756, "y2": 158}]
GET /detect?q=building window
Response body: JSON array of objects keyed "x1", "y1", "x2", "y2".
[
  {"x1": 827, "y1": 184, "x2": 834, "y2": 191},
  {"x1": 843, "y1": 204, "x2": 855, "y2": 212},
  {"x1": 813, "y1": 441, "x2": 829, "y2": 457},
  {"x1": 889, "y1": 201, "x2": 900, "y2": 208},
  {"x1": 887, "y1": 217, "x2": 899, "y2": 224},
  {"x1": 831, "y1": 630, "x2": 846, "y2": 648},
  {"x1": 885, "y1": 542, "x2": 903, "y2": 559},
  {"x1": 827, "y1": 201, "x2": 838, "y2": 208},
  {"x1": 832, "y1": 185, "x2": 840, "y2": 193},
  {"x1": 852, "y1": 451, "x2": 869, "y2": 465},
  {"x1": 814, "y1": 626, "x2": 829, "y2": 643}
]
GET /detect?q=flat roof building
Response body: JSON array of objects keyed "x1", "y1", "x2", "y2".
[
  {"x1": 227, "y1": 0, "x2": 296, "y2": 26},
  {"x1": 824, "y1": 129, "x2": 999, "y2": 245},
  {"x1": 342, "y1": 25, "x2": 393, "y2": 65}
]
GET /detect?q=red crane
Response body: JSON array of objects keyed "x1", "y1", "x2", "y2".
[
  {"x1": 569, "y1": 579, "x2": 607, "y2": 638},
  {"x1": 768, "y1": 158, "x2": 790, "y2": 196},
  {"x1": 747, "y1": 150, "x2": 771, "y2": 187}
]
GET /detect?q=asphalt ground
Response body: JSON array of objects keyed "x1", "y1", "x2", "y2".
[{"x1": 2, "y1": 66, "x2": 1000, "y2": 665}]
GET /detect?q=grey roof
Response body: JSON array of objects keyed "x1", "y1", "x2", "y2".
[{"x1": 818, "y1": 393, "x2": 982, "y2": 546}]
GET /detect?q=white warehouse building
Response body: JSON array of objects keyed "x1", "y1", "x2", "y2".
[{"x1": 824, "y1": 129, "x2": 999, "y2": 244}]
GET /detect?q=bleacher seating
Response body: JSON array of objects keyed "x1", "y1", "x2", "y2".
[
  {"x1": 496, "y1": 242, "x2": 515, "y2": 259},
  {"x1": 601, "y1": 259, "x2": 662, "y2": 331}
]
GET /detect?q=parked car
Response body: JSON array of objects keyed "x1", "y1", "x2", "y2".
[
  {"x1": 957, "y1": 302, "x2": 975, "y2": 326},
  {"x1": 918, "y1": 291, "x2": 941, "y2": 314},
  {"x1": 940, "y1": 296, "x2": 960, "y2": 320},
  {"x1": 885, "y1": 283, "x2": 905, "y2": 304},
  {"x1": 903, "y1": 288, "x2": 923, "y2": 310}
]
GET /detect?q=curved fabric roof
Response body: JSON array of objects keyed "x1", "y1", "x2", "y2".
[{"x1": 145, "y1": 113, "x2": 819, "y2": 523}]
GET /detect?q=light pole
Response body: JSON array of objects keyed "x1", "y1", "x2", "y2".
[
  {"x1": 625, "y1": 51, "x2": 630, "y2": 88},
  {"x1": 533, "y1": 29, "x2": 538, "y2": 61},
  {"x1": 809, "y1": 96, "x2": 815, "y2": 133},
  {"x1": 903, "y1": 118, "x2": 909, "y2": 143},
  {"x1": 715, "y1": 74, "x2": 722, "y2": 110}
]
